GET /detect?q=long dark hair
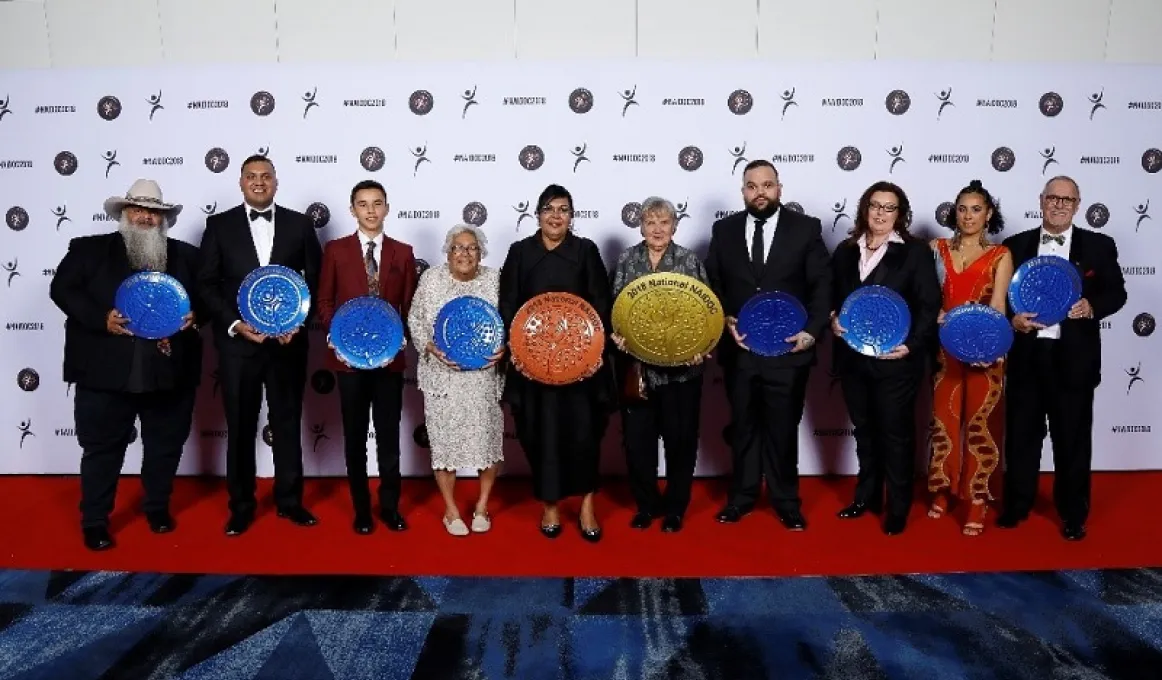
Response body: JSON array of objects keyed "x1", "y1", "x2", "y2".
[
  {"x1": 846, "y1": 181, "x2": 914, "y2": 244},
  {"x1": 944, "y1": 179, "x2": 1005, "y2": 249}
]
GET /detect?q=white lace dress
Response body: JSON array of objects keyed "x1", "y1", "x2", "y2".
[{"x1": 407, "y1": 264, "x2": 505, "y2": 472}]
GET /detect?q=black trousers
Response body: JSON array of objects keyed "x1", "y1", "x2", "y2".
[
  {"x1": 1003, "y1": 340, "x2": 1095, "y2": 525},
  {"x1": 621, "y1": 376, "x2": 703, "y2": 517},
  {"x1": 728, "y1": 363, "x2": 810, "y2": 512},
  {"x1": 838, "y1": 360, "x2": 922, "y2": 519},
  {"x1": 74, "y1": 386, "x2": 195, "y2": 528},
  {"x1": 337, "y1": 369, "x2": 404, "y2": 513},
  {"x1": 218, "y1": 346, "x2": 306, "y2": 515}
]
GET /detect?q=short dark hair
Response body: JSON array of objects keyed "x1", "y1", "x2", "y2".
[
  {"x1": 741, "y1": 159, "x2": 777, "y2": 178},
  {"x1": 536, "y1": 184, "x2": 573, "y2": 213},
  {"x1": 241, "y1": 154, "x2": 274, "y2": 175},
  {"x1": 350, "y1": 179, "x2": 387, "y2": 205}
]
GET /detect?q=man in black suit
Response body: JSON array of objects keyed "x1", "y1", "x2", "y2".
[
  {"x1": 50, "y1": 179, "x2": 202, "y2": 551},
  {"x1": 705, "y1": 160, "x2": 832, "y2": 530},
  {"x1": 196, "y1": 154, "x2": 323, "y2": 535},
  {"x1": 999, "y1": 175, "x2": 1126, "y2": 541}
]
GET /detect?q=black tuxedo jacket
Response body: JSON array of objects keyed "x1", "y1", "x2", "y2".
[
  {"x1": 705, "y1": 208, "x2": 832, "y2": 368},
  {"x1": 49, "y1": 233, "x2": 204, "y2": 391},
  {"x1": 195, "y1": 204, "x2": 322, "y2": 356},
  {"x1": 1003, "y1": 226, "x2": 1125, "y2": 387},
  {"x1": 829, "y1": 237, "x2": 942, "y2": 374}
]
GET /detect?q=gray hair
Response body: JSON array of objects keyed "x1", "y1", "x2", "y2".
[
  {"x1": 1042, "y1": 175, "x2": 1080, "y2": 199},
  {"x1": 441, "y1": 223, "x2": 488, "y2": 258},
  {"x1": 641, "y1": 196, "x2": 677, "y2": 224}
]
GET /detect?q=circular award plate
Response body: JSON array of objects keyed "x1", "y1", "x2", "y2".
[
  {"x1": 434, "y1": 295, "x2": 505, "y2": 370},
  {"x1": 939, "y1": 303, "x2": 1013, "y2": 364},
  {"x1": 237, "y1": 264, "x2": 311, "y2": 336},
  {"x1": 114, "y1": 272, "x2": 191, "y2": 340},
  {"x1": 329, "y1": 296, "x2": 405, "y2": 370},
  {"x1": 1007, "y1": 255, "x2": 1081, "y2": 327},
  {"x1": 838, "y1": 285, "x2": 911, "y2": 357},
  {"x1": 510, "y1": 292, "x2": 605, "y2": 385},
  {"x1": 611, "y1": 272, "x2": 724, "y2": 366},
  {"x1": 735, "y1": 291, "x2": 807, "y2": 357}
]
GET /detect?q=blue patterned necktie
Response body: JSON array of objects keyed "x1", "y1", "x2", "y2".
[{"x1": 364, "y1": 241, "x2": 379, "y2": 295}]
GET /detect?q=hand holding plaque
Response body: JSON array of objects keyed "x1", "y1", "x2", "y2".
[
  {"x1": 509, "y1": 292, "x2": 605, "y2": 385},
  {"x1": 610, "y1": 273, "x2": 723, "y2": 366}
]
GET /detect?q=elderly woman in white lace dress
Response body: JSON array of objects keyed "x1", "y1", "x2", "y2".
[{"x1": 408, "y1": 224, "x2": 505, "y2": 536}]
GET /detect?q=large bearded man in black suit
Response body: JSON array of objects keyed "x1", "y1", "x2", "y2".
[
  {"x1": 196, "y1": 155, "x2": 323, "y2": 536},
  {"x1": 50, "y1": 179, "x2": 203, "y2": 551},
  {"x1": 706, "y1": 160, "x2": 832, "y2": 530}
]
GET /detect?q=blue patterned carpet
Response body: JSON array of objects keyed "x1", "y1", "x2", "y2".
[{"x1": 0, "y1": 568, "x2": 1160, "y2": 679}]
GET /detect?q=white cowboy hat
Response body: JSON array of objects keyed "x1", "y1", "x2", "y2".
[{"x1": 103, "y1": 178, "x2": 183, "y2": 220}]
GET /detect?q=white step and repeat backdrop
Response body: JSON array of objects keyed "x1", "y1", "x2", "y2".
[{"x1": 1, "y1": 60, "x2": 1159, "y2": 477}]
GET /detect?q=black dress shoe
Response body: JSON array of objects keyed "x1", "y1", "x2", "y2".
[
  {"x1": 777, "y1": 509, "x2": 807, "y2": 531},
  {"x1": 277, "y1": 506, "x2": 318, "y2": 526},
  {"x1": 630, "y1": 512, "x2": 654, "y2": 529},
  {"x1": 883, "y1": 515, "x2": 907, "y2": 535},
  {"x1": 540, "y1": 523, "x2": 562, "y2": 538},
  {"x1": 146, "y1": 511, "x2": 175, "y2": 534},
  {"x1": 715, "y1": 505, "x2": 752, "y2": 523},
  {"x1": 837, "y1": 502, "x2": 879, "y2": 519},
  {"x1": 83, "y1": 526, "x2": 114, "y2": 551},
  {"x1": 1062, "y1": 523, "x2": 1087, "y2": 541},
  {"x1": 224, "y1": 512, "x2": 254, "y2": 536},
  {"x1": 578, "y1": 520, "x2": 602, "y2": 543},
  {"x1": 661, "y1": 515, "x2": 683, "y2": 533},
  {"x1": 996, "y1": 511, "x2": 1027, "y2": 529},
  {"x1": 380, "y1": 509, "x2": 408, "y2": 531},
  {"x1": 353, "y1": 511, "x2": 374, "y2": 535}
]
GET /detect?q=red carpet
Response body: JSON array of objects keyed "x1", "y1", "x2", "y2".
[{"x1": 1, "y1": 473, "x2": 1159, "y2": 578}]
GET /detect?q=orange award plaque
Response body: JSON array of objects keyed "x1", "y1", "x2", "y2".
[{"x1": 509, "y1": 292, "x2": 605, "y2": 385}]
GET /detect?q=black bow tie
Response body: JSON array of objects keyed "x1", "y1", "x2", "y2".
[
  {"x1": 249, "y1": 208, "x2": 272, "y2": 222},
  {"x1": 1041, "y1": 233, "x2": 1065, "y2": 245}
]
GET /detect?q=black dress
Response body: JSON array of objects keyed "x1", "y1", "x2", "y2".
[{"x1": 499, "y1": 231, "x2": 616, "y2": 502}]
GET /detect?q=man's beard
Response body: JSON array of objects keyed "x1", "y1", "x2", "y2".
[
  {"x1": 745, "y1": 198, "x2": 778, "y2": 220},
  {"x1": 118, "y1": 215, "x2": 168, "y2": 271}
]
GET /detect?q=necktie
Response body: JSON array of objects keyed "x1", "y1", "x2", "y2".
[
  {"x1": 1041, "y1": 233, "x2": 1065, "y2": 245},
  {"x1": 364, "y1": 241, "x2": 379, "y2": 295},
  {"x1": 249, "y1": 208, "x2": 272, "y2": 221},
  {"x1": 751, "y1": 218, "x2": 766, "y2": 270}
]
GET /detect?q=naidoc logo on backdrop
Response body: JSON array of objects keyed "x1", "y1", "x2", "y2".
[
  {"x1": 360, "y1": 146, "x2": 385, "y2": 172},
  {"x1": 310, "y1": 423, "x2": 330, "y2": 452},
  {"x1": 409, "y1": 90, "x2": 434, "y2": 116},
  {"x1": 102, "y1": 150, "x2": 119, "y2": 178},
  {"x1": 513, "y1": 201, "x2": 534, "y2": 231},
  {"x1": 262, "y1": 424, "x2": 274, "y2": 446},
  {"x1": 784, "y1": 202, "x2": 803, "y2": 214},
  {"x1": 54, "y1": 151, "x2": 78, "y2": 176},
  {"x1": 1085, "y1": 203, "x2": 1110, "y2": 229},
  {"x1": 52, "y1": 205, "x2": 70, "y2": 231},
  {"x1": 461, "y1": 86, "x2": 479, "y2": 118},
  {"x1": 1039, "y1": 92, "x2": 1064, "y2": 117},
  {"x1": 727, "y1": 89, "x2": 754, "y2": 116},
  {"x1": 674, "y1": 200, "x2": 689, "y2": 225},
  {"x1": 306, "y1": 202, "x2": 330, "y2": 229},
  {"x1": 410, "y1": 144, "x2": 431, "y2": 176},
  {"x1": 729, "y1": 143, "x2": 748, "y2": 174},
  {"x1": 413, "y1": 423, "x2": 430, "y2": 448},
  {"x1": 1125, "y1": 362, "x2": 1144, "y2": 395},
  {"x1": 1088, "y1": 89, "x2": 1106, "y2": 120},
  {"x1": 570, "y1": 143, "x2": 590, "y2": 172},
  {"x1": 518, "y1": 145, "x2": 545, "y2": 171},
  {"x1": 97, "y1": 95, "x2": 121, "y2": 121},
  {"x1": 6, "y1": 207, "x2": 28, "y2": 232},
  {"x1": 934, "y1": 88, "x2": 955, "y2": 120},
  {"x1": 677, "y1": 146, "x2": 704, "y2": 172},
  {"x1": 621, "y1": 202, "x2": 642, "y2": 229},
  {"x1": 619, "y1": 86, "x2": 639, "y2": 117},
  {"x1": 146, "y1": 91, "x2": 164, "y2": 120},
  {"x1": 16, "y1": 368, "x2": 38, "y2": 392},
  {"x1": 201, "y1": 202, "x2": 218, "y2": 216},
  {"x1": 3, "y1": 258, "x2": 20, "y2": 287},
  {"x1": 1135, "y1": 200, "x2": 1152, "y2": 231},
  {"x1": 1142, "y1": 149, "x2": 1162, "y2": 174},
  {"x1": 568, "y1": 88, "x2": 594, "y2": 114},
  {"x1": 831, "y1": 199, "x2": 852, "y2": 232},
  {"x1": 18, "y1": 419, "x2": 34, "y2": 449},
  {"x1": 1133, "y1": 312, "x2": 1156, "y2": 337},
  {"x1": 310, "y1": 369, "x2": 335, "y2": 395},
  {"x1": 302, "y1": 87, "x2": 319, "y2": 119},
  {"x1": 204, "y1": 148, "x2": 230, "y2": 174},
  {"x1": 936, "y1": 201, "x2": 954, "y2": 226},
  {"x1": 836, "y1": 146, "x2": 862, "y2": 171},
  {"x1": 462, "y1": 202, "x2": 487, "y2": 227},
  {"x1": 1039, "y1": 147, "x2": 1059, "y2": 174},
  {"x1": 991, "y1": 147, "x2": 1016, "y2": 172},
  {"x1": 778, "y1": 89, "x2": 796, "y2": 119},
  {"x1": 886, "y1": 144, "x2": 906, "y2": 174},
  {"x1": 0, "y1": 94, "x2": 12, "y2": 121},
  {"x1": 885, "y1": 89, "x2": 911, "y2": 115},
  {"x1": 415, "y1": 259, "x2": 430, "y2": 277},
  {"x1": 250, "y1": 91, "x2": 275, "y2": 116}
]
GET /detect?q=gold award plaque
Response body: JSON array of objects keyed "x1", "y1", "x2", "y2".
[{"x1": 612, "y1": 272, "x2": 724, "y2": 367}]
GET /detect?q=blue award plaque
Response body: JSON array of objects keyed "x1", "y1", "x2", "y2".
[
  {"x1": 114, "y1": 272, "x2": 191, "y2": 340},
  {"x1": 237, "y1": 264, "x2": 311, "y2": 336},
  {"x1": 939, "y1": 303, "x2": 1013, "y2": 364},
  {"x1": 838, "y1": 285, "x2": 911, "y2": 357},
  {"x1": 329, "y1": 296, "x2": 405, "y2": 370},
  {"x1": 735, "y1": 291, "x2": 808, "y2": 357},
  {"x1": 1007, "y1": 255, "x2": 1081, "y2": 327},
  {"x1": 434, "y1": 295, "x2": 505, "y2": 369}
]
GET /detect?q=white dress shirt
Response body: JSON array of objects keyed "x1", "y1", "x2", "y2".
[
  {"x1": 229, "y1": 203, "x2": 277, "y2": 337},
  {"x1": 744, "y1": 207, "x2": 779, "y2": 266},
  {"x1": 1035, "y1": 224, "x2": 1073, "y2": 340},
  {"x1": 357, "y1": 229, "x2": 384, "y2": 264},
  {"x1": 858, "y1": 230, "x2": 904, "y2": 281}
]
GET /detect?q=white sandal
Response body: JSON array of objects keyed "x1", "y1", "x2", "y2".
[
  {"x1": 471, "y1": 512, "x2": 491, "y2": 533},
  {"x1": 443, "y1": 516, "x2": 469, "y2": 537}
]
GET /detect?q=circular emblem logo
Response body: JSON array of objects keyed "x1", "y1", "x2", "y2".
[
  {"x1": 621, "y1": 202, "x2": 643, "y2": 228},
  {"x1": 784, "y1": 202, "x2": 804, "y2": 214},
  {"x1": 518, "y1": 145, "x2": 545, "y2": 171},
  {"x1": 360, "y1": 146, "x2": 385, "y2": 172},
  {"x1": 936, "y1": 201, "x2": 954, "y2": 227},
  {"x1": 678, "y1": 145, "x2": 704, "y2": 172},
  {"x1": 5, "y1": 206, "x2": 29, "y2": 232},
  {"x1": 16, "y1": 368, "x2": 39, "y2": 392},
  {"x1": 885, "y1": 90, "x2": 911, "y2": 115},
  {"x1": 462, "y1": 201, "x2": 488, "y2": 227},
  {"x1": 96, "y1": 95, "x2": 122, "y2": 121},
  {"x1": 250, "y1": 91, "x2": 276, "y2": 116},
  {"x1": 1133, "y1": 312, "x2": 1156, "y2": 337},
  {"x1": 54, "y1": 151, "x2": 78, "y2": 176},
  {"x1": 568, "y1": 88, "x2": 594, "y2": 114},
  {"x1": 306, "y1": 202, "x2": 330, "y2": 229},
  {"x1": 262, "y1": 424, "x2": 274, "y2": 446},
  {"x1": 836, "y1": 146, "x2": 862, "y2": 171},
  {"x1": 415, "y1": 258, "x2": 430, "y2": 278},
  {"x1": 204, "y1": 147, "x2": 230, "y2": 173},
  {"x1": 1038, "y1": 92, "x2": 1064, "y2": 117},
  {"x1": 991, "y1": 146, "x2": 1016, "y2": 172},
  {"x1": 1142, "y1": 148, "x2": 1162, "y2": 174},
  {"x1": 310, "y1": 369, "x2": 336, "y2": 394},
  {"x1": 1085, "y1": 203, "x2": 1110, "y2": 229},
  {"x1": 413, "y1": 423, "x2": 431, "y2": 448},
  {"x1": 409, "y1": 90, "x2": 434, "y2": 115},
  {"x1": 727, "y1": 89, "x2": 753, "y2": 115}
]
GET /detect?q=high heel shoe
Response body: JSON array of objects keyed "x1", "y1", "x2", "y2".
[
  {"x1": 540, "y1": 523, "x2": 562, "y2": 538},
  {"x1": 963, "y1": 499, "x2": 987, "y2": 536},
  {"x1": 577, "y1": 519, "x2": 602, "y2": 543}
]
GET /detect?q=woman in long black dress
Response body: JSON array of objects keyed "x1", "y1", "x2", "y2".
[{"x1": 499, "y1": 184, "x2": 615, "y2": 542}]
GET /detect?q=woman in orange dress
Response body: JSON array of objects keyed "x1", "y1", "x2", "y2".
[{"x1": 927, "y1": 180, "x2": 1014, "y2": 536}]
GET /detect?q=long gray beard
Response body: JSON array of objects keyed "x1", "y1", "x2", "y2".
[{"x1": 119, "y1": 216, "x2": 168, "y2": 271}]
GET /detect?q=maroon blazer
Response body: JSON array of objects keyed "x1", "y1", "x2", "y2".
[{"x1": 317, "y1": 232, "x2": 418, "y2": 373}]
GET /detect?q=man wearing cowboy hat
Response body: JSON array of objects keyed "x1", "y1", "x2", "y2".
[{"x1": 49, "y1": 178, "x2": 204, "y2": 551}]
